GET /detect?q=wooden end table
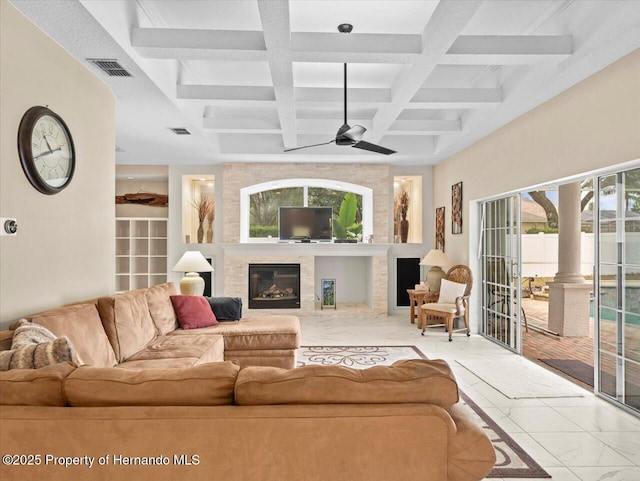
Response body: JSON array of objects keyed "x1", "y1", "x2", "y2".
[{"x1": 407, "y1": 289, "x2": 438, "y2": 325}]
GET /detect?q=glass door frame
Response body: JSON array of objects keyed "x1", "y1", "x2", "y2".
[{"x1": 480, "y1": 195, "x2": 523, "y2": 354}]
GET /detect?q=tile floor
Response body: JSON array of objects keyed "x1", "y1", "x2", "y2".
[{"x1": 298, "y1": 311, "x2": 640, "y2": 481}]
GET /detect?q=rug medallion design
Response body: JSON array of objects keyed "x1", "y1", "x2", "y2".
[{"x1": 298, "y1": 346, "x2": 551, "y2": 479}]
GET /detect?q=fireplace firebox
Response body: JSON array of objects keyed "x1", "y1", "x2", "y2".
[{"x1": 248, "y1": 263, "x2": 301, "y2": 309}]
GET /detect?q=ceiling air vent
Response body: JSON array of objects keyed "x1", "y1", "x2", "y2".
[
  {"x1": 169, "y1": 127, "x2": 191, "y2": 135},
  {"x1": 87, "y1": 58, "x2": 132, "y2": 77}
]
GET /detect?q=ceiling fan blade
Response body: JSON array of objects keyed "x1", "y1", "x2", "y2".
[
  {"x1": 352, "y1": 141, "x2": 396, "y2": 155},
  {"x1": 342, "y1": 125, "x2": 366, "y2": 142},
  {"x1": 284, "y1": 140, "x2": 335, "y2": 152}
]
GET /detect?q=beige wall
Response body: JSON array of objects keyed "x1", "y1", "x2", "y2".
[
  {"x1": 0, "y1": 2, "x2": 116, "y2": 326},
  {"x1": 433, "y1": 48, "x2": 640, "y2": 266}
]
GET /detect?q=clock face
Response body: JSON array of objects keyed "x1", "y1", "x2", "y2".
[
  {"x1": 30, "y1": 115, "x2": 73, "y2": 188},
  {"x1": 18, "y1": 106, "x2": 76, "y2": 195}
]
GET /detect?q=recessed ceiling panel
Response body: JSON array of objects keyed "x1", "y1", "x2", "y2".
[
  {"x1": 461, "y1": 0, "x2": 556, "y2": 35},
  {"x1": 289, "y1": 1, "x2": 438, "y2": 34},
  {"x1": 296, "y1": 107, "x2": 377, "y2": 120},
  {"x1": 422, "y1": 65, "x2": 499, "y2": 88},
  {"x1": 293, "y1": 62, "x2": 402, "y2": 88},
  {"x1": 147, "y1": 0, "x2": 262, "y2": 31}
]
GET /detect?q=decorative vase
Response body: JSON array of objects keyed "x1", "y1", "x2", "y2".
[
  {"x1": 197, "y1": 222, "x2": 204, "y2": 243},
  {"x1": 400, "y1": 219, "x2": 409, "y2": 243},
  {"x1": 206, "y1": 222, "x2": 213, "y2": 243}
]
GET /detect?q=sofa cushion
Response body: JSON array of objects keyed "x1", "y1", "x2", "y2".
[
  {"x1": 116, "y1": 358, "x2": 200, "y2": 370},
  {"x1": 65, "y1": 361, "x2": 240, "y2": 407},
  {"x1": 126, "y1": 335, "x2": 224, "y2": 364},
  {"x1": 235, "y1": 359, "x2": 459, "y2": 408},
  {"x1": 170, "y1": 295, "x2": 218, "y2": 329},
  {"x1": 30, "y1": 304, "x2": 117, "y2": 367},
  {"x1": 145, "y1": 282, "x2": 179, "y2": 335},
  {"x1": 224, "y1": 349, "x2": 296, "y2": 369},
  {"x1": 0, "y1": 362, "x2": 75, "y2": 406},
  {"x1": 169, "y1": 315, "x2": 300, "y2": 351},
  {"x1": 97, "y1": 290, "x2": 157, "y2": 362}
]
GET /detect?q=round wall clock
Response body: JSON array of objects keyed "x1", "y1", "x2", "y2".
[{"x1": 17, "y1": 106, "x2": 76, "y2": 195}]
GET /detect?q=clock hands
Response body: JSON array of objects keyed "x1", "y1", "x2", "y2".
[
  {"x1": 33, "y1": 146, "x2": 62, "y2": 160},
  {"x1": 43, "y1": 133, "x2": 53, "y2": 152}
]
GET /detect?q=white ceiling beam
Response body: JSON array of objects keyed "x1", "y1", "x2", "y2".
[
  {"x1": 131, "y1": 27, "x2": 267, "y2": 60},
  {"x1": 292, "y1": 32, "x2": 421, "y2": 54},
  {"x1": 408, "y1": 88, "x2": 502, "y2": 108},
  {"x1": 257, "y1": 0, "x2": 297, "y2": 149},
  {"x1": 295, "y1": 87, "x2": 390, "y2": 103},
  {"x1": 295, "y1": 119, "x2": 373, "y2": 134},
  {"x1": 367, "y1": 0, "x2": 484, "y2": 143},
  {"x1": 203, "y1": 118, "x2": 281, "y2": 134},
  {"x1": 388, "y1": 119, "x2": 461, "y2": 135},
  {"x1": 445, "y1": 35, "x2": 573, "y2": 64},
  {"x1": 177, "y1": 83, "x2": 498, "y2": 109},
  {"x1": 177, "y1": 85, "x2": 275, "y2": 101}
]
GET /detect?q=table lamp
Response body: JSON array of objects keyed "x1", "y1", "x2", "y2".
[
  {"x1": 419, "y1": 249, "x2": 451, "y2": 292},
  {"x1": 172, "y1": 251, "x2": 213, "y2": 295}
]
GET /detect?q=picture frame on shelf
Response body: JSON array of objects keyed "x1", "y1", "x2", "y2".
[
  {"x1": 435, "y1": 206, "x2": 445, "y2": 251},
  {"x1": 452, "y1": 182, "x2": 463, "y2": 235},
  {"x1": 321, "y1": 279, "x2": 336, "y2": 310}
]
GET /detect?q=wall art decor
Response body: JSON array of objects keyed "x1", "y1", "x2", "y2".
[
  {"x1": 116, "y1": 192, "x2": 168, "y2": 207},
  {"x1": 452, "y1": 182, "x2": 463, "y2": 234},
  {"x1": 435, "y1": 206, "x2": 445, "y2": 251}
]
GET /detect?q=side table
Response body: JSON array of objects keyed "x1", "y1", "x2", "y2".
[{"x1": 407, "y1": 289, "x2": 438, "y2": 325}]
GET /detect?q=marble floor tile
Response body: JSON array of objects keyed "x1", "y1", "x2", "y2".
[
  {"x1": 498, "y1": 406, "x2": 584, "y2": 432},
  {"x1": 552, "y1": 406, "x2": 640, "y2": 432},
  {"x1": 568, "y1": 466, "x2": 640, "y2": 481},
  {"x1": 530, "y1": 433, "x2": 636, "y2": 467},
  {"x1": 590, "y1": 432, "x2": 640, "y2": 465}
]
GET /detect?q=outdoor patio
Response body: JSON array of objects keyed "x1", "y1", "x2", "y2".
[{"x1": 521, "y1": 297, "x2": 595, "y2": 390}]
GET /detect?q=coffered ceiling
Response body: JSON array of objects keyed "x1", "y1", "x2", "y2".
[{"x1": 11, "y1": 0, "x2": 640, "y2": 165}]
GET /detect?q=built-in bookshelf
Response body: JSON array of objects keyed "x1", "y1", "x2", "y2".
[{"x1": 115, "y1": 218, "x2": 168, "y2": 292}]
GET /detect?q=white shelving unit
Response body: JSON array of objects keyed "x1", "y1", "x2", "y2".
[{"x1": 116, "y1": 218, "x2": 168, "y2": 292}]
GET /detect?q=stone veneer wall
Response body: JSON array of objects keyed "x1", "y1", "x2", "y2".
[
  {"x1": 222, "y1": 163, "x2": 390, "y2": 314},
  {"x1": 222, "y1": 163, "x2": 390, "y2": 243}
]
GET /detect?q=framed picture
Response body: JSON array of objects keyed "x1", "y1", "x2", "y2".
[
  {"x1": 435, "y1": 206, "x2": 445, "y2": 251},
  {"x1": 452, "y1": 182, "x2": 463, "y2": 234},
  {"x1": 321, "y1": 279, "x2": 336, "y2": 310}
]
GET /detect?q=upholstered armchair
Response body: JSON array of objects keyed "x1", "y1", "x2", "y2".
[{"x1": 419, "y1": 265, "x2": 473, "y2": 341}]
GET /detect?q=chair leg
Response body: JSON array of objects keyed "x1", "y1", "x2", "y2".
[
  {"x1": 522, "y1": 306, "x2": 528, "y2": 332},
  {"x1": 463, "y1": 311, "x2": 470, "y2": 337},
  {"x1": 447, "y1": 315, "x2": 454, "y2": 342}
]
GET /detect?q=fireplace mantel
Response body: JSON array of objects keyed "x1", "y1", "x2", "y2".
[{"x1": 221, "y1": 243, "x2": 391, "y2": 257}]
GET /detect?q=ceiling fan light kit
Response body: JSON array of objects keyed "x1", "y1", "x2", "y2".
[{"x1": 284, "y1": 24, "x2": 396, "y2": 156}]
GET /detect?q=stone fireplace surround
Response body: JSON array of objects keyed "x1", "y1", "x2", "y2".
[{"x1": 220, "y1": 163, "x2": 392, "y2": 314}]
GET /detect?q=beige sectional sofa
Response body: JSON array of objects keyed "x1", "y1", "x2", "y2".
[
  {"x1": 1, "y1": 282, "x2": 300, "y2": 370},
  {"x1": 0, "y1": 283, "x2": 496, "y2": 480},
  {"x1": 0, "y1": 359, "x2": 496, "y2": 481}
]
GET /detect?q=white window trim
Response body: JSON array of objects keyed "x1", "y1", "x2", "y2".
[{"x1": 240, "y1": 178, "x2": 373, "y2": 243}]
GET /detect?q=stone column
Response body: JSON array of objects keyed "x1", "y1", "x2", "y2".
[{"x1": 548, "y1": 181, "x2": 592, "y2": 336}]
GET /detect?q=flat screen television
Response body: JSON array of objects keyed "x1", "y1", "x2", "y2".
[{"x1": 279, "y1": 207, "x2": 333, "y2": 241}]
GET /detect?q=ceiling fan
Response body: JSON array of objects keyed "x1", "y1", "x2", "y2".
[{"x1": 284, "y1": 24, "x2": 396, "y2": 156}]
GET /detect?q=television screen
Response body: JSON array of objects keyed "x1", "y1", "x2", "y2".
[{"x1": 279, "y1": 207, "x2": 333, "y2": 241}]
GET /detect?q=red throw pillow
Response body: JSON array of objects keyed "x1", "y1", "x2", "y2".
[{"x1": 170, "y1": 296, "x2": 218, "y2": 330}]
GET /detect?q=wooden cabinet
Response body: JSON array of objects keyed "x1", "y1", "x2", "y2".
[{"x1": 115, "y1": 218, "x2": 168, "y2": 292}]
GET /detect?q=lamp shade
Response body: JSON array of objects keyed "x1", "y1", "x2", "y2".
[
  {"x1": 172, "y1": 251, "x2": 213, "y2": 296},
  {"x1": 172, "y1": 251, "x2": 214, "y2": 273},
  {"x1": 419, "y1": 249, "x2": 451, "y2": 267}
]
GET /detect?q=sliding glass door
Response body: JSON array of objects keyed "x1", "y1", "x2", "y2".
[
  {"x1": 596, "y1": 167, "x2": 640, "y2": 413},
  {"x1": 481, "y1": 196, "x2": 522, "y2": 352}
]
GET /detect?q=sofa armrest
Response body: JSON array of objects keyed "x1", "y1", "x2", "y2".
[{"x1": 447, "y1": 403, "x2": 496, "y2": 481}]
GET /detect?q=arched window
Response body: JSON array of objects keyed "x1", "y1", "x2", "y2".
[{"x1": 240, "y1": 179, "x2": 373, "y2": 243}]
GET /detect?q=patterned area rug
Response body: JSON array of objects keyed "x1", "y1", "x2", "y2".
[{"x1": 298, "y1": 346, "x2": 551, "y2": 479}]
